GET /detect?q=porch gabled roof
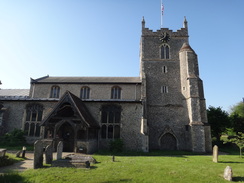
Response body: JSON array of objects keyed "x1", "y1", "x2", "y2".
[{"x1": 41, "y1": 91, "x2": 100, "y2": 128}]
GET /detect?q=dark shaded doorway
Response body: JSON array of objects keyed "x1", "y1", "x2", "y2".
[
  {"x1": 57, "y1": 122, "x2": 74, "y2": 152},
  {"x1": 160, "y1": 133, "x2": 177, "y2": 150}
]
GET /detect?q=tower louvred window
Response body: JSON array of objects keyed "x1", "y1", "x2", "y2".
[{"x1": 161, "y1": 44, "x2": 170, "y2": 59}]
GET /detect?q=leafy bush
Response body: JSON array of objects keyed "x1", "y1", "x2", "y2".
[
  {"x1": 0, "y1": 129, "x2": 26, "y2": 146},
  {"x1": 109, "y1": 139, "x2": 124, "y2": 153}
]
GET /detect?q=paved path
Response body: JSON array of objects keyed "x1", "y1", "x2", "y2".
[
  {"x1": 0, "y1": 151, "x2": 34, "y2": 174},
  {"x1": 0, "y1": 151, "x2": 72, "y2": 174}
]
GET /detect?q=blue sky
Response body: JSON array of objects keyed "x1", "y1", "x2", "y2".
[{"x1": 0, "y1": 0, "x2": 243, "y2": 112}]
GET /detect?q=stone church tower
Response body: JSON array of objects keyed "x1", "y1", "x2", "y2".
[{"x1": 140, "y1": 17, "x2": 212, "y2": 152}]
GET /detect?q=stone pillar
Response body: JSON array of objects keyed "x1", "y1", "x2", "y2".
[
  {"x1": 56, "y1": 141, "x2": 63, "y2": 160},
  {"x1": 212, "y1": 145, "x2": 218, "y2": 163},
  {"x1": 34, "y1": 140, "x2": 44, "y2": 169},
  {"x1": 45, "y1": 145, "x2": 53, "y2": 164}
]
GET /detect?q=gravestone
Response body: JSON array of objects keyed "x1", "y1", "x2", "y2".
[
  {"x1": 212, "y1": 145, "x2": 218, "y2": 163},
  {"x1": 0, "y1": 149, "x2": 6, "y2": 157},
  {"x1": 34, "y1": 140, "x2": 44, "y2": 169},
  {"x1": 57, "y1": 141, "x2": 63, "y2": 160},
  {"x1": 45, "y1": 145, "x2": 53, "y2": 164},
  {"x1": 15, "y1": 151, "x2": 21, "y2": 158},
  {"x1": 223, "y1": 166, "x2": 233, "y2": 181}
]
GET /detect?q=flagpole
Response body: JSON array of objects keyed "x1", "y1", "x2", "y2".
[{"x1": 161, "y1": 0, "x2": 163, "y2": 28}]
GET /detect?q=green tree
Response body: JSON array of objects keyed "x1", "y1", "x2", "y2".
[
  {"x1": 207, "y1": 106, "x2": 230, "y2": 143},
  {"x1": 231, "y1": 102, "x2": 244, "y2": 117},
  {"x1": 230, "y1": 113, "x2": 244, "y2": 133},
  {"x1": 224, "y1": 132, "x2": 244, "y2": 158}
]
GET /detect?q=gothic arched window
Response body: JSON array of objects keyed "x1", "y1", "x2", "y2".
[
  {"x1": 50, "y1": 86, "x2": 60, "y2": 98},
  {"x1": 111, "y1": 86, "x2": 121, "y2": 99},
  {"x1": 101, "y1": 105, "x2": 121, "y2": 139},
  {"x1": 80, "y1": 86, "x2": 90, "y2": 99},
  {"x1": 24, "y1": 104, "x2": 43, "y2": 137},
  {"x1": 161, "y1": 44, "x2": 170, "y2": 59}
]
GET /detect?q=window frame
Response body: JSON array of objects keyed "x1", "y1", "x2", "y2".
[
  {"x1": 80, "y1": 86, "x2": 90, "y2": 99},
  {"x1": 101, "y1": 105, "x2": 121, "y2": 139},
  {"x1": 161, "y1": 86, "x2": 169, "y2": 93},
  {"x1": 50, "y1": 85, "x2": 60, "y2": 98},
  {"x1": 160, "y1": 44, "x2": 170, "y2": 59},
  {"x1": 111, "y1": 86, "x2": 121, "y2": 99},
  {"x1": 24, "y1": 104, "x2": 43, "y2": 137}
]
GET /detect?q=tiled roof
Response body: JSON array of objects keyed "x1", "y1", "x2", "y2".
[
  {"x1": 31, "y1": 76, "x2": 141, "y2": 84},
  {"x1": 41, "y1": 91, "x2": 99, "y2": 128},
  {"x1": 0, "y1": 89, "x2": 29, "y2": 97}
]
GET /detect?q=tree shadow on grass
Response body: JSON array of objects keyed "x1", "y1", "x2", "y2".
[
  {"x1": 95, "y1": 150, "x2": 201, "y2": 157},
  {"x1": 0, "y1": 173, "x2": 25, "y2": 183},
  {"x1": 233, "y1": 176, "x2": 244, "y2": 181},
  {"x1": 101, "y1": 178, "x2": 133, "y2": 183},
  {"x1": 218, "y1": 161, "x2": 244, "y2": 164}
]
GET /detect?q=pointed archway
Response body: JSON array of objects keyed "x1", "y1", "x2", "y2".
[
  {"x1": 57, "y1": 122, "x2": 74, "y2": 152},
  {"x1": 160, "y1": 133, "x2": 177, "y2": 150},
  {"x1": 158, "y1": 125, "x2": 178, "y2": 150},
  {"x1": 41, "y1": 91, "x2": 100, "y2": 153}
]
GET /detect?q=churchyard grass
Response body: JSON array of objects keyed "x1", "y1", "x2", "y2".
[
  {"x1": 0, "y1": 144, "x2": 34, "y2": 151},
  {"x1": 4, "y1": 151, "x2": 244, "y2": 183},
  {"x1": 0, "y1": 153, "x2": 24, "y2": 167}
]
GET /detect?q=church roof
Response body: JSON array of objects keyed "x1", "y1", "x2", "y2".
[
  {"x1": 41, "y1": 91, "x2": 99, "y2": 128},
  {"x1": 31, "y1": 76, "x2": 141, "y2": 84},
  {"x1": 179, "y1": 43, "x2": 195, "y2": 53},
  {"x1": 0, "y1": 89, "x2": 30, "y2": 99}
]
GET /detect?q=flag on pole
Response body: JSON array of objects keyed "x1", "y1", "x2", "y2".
[{"x1": 161, "y1": 3, "x2": 164, "y2": 15}]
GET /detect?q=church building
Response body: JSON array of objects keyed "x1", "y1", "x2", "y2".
[{"x1": 0, "y1": 17, "x2": 212, "y2": 153}]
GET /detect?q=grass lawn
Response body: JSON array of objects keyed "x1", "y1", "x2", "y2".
[
  {"x1": 0, "y1": 153, "x2": 24, "y2": 167},
  {"x1": 1, "y1": 151, "x2": 244, "y2": 183}
]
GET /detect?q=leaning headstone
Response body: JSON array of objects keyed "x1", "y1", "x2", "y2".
[
  {"x1": 45, "y1": 145, "x2": 53, "y2": 164},
  {"x1": 212, "y1": 145, "x2": 218, "y2": 163},
  {"x1": 15, "y1": 151, "x2": 21, "y2": 158},
  {"x1": 34, "y1": 140, "x2": 44, "y2": 169},
  {"x1": 223, "y1": 166, "x2": 233, "y2": 181},
  {"x1": 56, "y1": 141, "x2": 63, "y2": 160}
]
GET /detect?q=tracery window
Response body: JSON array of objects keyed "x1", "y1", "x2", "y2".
[
  {"x1": 101, "y1": 105, "x2": 121, "y2": 139},
  {"x1": 111, "y1": 86, "x2": 121, "y2": 99},
  {"x1": 161, "y1": 44, "x2": 170, "y2": 59},
  {"x1": 50, "y1": 86, "x2": 60, "y2": 98},
  {"x1": 24, "y1": 104, "x2": 43, "y2": 137},
  {"x1": 80, "y1": 86, "x2": 90, "y2": 99}
]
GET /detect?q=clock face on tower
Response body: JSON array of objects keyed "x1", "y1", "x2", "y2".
[{"x1": 160, "y1": 32, "x2": 170, "y2": 43}]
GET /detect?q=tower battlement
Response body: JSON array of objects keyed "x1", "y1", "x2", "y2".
[
  {"x1": 142, "y1": 17, "x2": 188, "y2": 37},
  {"x1": 142, "y1": 27, "x2": 188, "y2": 37}
]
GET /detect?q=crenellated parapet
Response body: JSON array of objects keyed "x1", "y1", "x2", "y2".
[{"x1": 142, "y1": 27, "x2": 188, "y2": 37}]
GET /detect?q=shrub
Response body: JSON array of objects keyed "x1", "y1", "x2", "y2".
[
  {"x1": 0, "y1": 129, "x2": 26, "y2": 146},
  {"x1": 109, "y1": 139, "x2": 124, "y2": 153}
]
